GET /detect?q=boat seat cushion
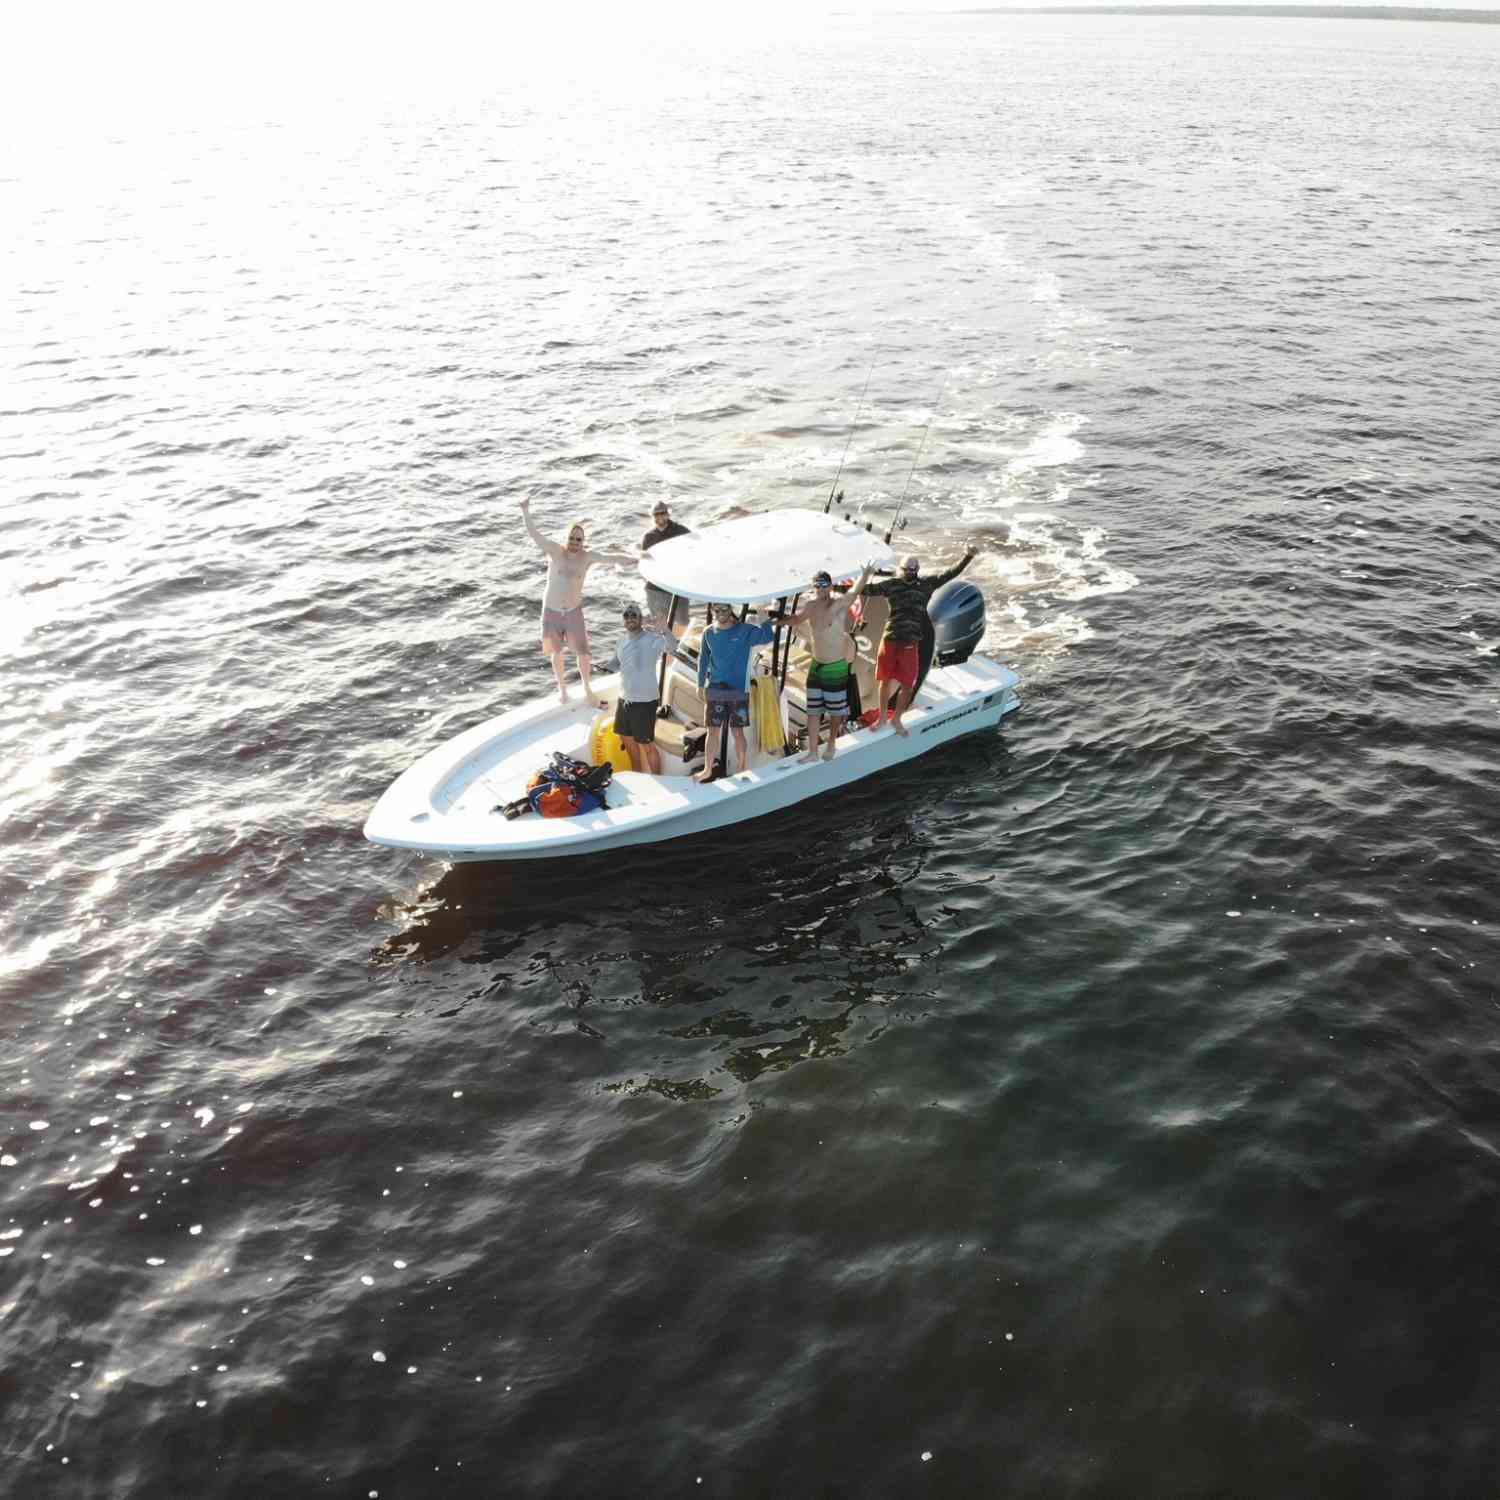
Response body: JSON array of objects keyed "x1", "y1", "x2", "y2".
[
  {"x1": 663, "y1": 666, "x2": 706, "y2": 723},
  {"x1": 654, "y1": 716, "x2": 691, "y2": 756}
]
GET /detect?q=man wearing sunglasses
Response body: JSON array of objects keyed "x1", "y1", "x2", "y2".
[
  {"x1": 864, "y1": 542, "x2": 979, "y2": 737},
  {"x1": 520, "y1": 494, "x2": 634, "y2": 704},
  {"x1": 787, "y1": 563, "x2": 873, "y2": 763},
  {"x1": 641, "y1": 500, "x2": 691, "y2": 629},
  {"x1": 694, "y1": 603, "x2": 775, "y2": 782}
]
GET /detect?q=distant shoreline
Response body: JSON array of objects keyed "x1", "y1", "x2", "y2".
[{"x1": 954, "y1": 5, "x2": 1500, "y2": 21}]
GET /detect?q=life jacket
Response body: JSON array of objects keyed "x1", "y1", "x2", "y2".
[
  {"x1": 531, "y1": 781, "x2": 589, "y2": 818},
  {"x1": 522, "y1": 752, "x2": 613, "y2": 819}
]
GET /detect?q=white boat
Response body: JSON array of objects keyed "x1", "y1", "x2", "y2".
[{"x1": 364, "y1": 508, "x2": 1021, "y2": 862}]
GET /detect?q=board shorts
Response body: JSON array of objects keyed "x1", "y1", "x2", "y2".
[
  {"x1": 541, "y1": 605, "x2": 588, "y2": 655},
  {"x1": 613, "y1": 698, "x2": 659, "y2": 745},
  {"x1": 876, "y1": 639, "x2": 920, "y2": 690},
  {"x1": 705, "y1": 685, "x2": 750, "y2": 728},
  {"x1": 644, "y1": 584, "x2": 677, "y2": 625},
  {"x1": 804, "y1": 658, "x2": 850, "y2": 718}
]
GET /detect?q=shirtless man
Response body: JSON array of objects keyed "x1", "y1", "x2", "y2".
[
  {"x1": 788, "y1": 563, "x2": 873, "y2": 763},
  {"x1": 519, "y1": 494, "x2": 634, "y2": 703}
]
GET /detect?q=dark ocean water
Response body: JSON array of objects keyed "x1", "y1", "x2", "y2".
[{"x1": 4, "y1": 11, "x2": 1500, "y2": 1497}]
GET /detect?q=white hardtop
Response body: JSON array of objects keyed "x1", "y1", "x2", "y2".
[{"x1": 639, "y1": 508, "x2": 898, "y2": 606}]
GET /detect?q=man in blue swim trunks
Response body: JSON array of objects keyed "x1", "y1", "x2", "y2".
[{"x1": 695, "y1": 602, "x2": 775, "y2": 781}]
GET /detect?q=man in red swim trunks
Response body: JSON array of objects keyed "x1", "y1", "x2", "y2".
[{"x1": 864, "y1": 543, "x2": 978, "y2": 737}]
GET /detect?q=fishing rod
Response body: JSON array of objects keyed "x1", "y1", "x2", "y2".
[
  {"x1": 825, "y1": 356, "x2": 879, "y2": 514},
  {"x1": 884, "y1": 372, "x2": 948, "y2": 544}
]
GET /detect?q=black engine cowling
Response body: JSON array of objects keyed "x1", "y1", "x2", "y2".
[{"x1": 927, "y1": 578, "x2": 986, "y2": 666}]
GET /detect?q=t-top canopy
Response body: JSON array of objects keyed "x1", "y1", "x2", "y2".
[{"x1": 639, "y1": 508, "x2": 897, "y2": 606}]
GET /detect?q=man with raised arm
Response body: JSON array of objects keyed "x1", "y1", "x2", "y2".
[
  {"x1": 694, "y1": 603, "x2": 775, "y2": 782},
  {"x1": 603, "y1": 604, "x2": 675, "y2": 775},
  {"x1": 519, "y1": 494, "x2": 635, "y2": 704},
  {"x1": 787, "y1": 562, "x2": 873, "y2": 764},
  {"x1": 864, "y1": 543, "x2": 979, "y2": 737}
]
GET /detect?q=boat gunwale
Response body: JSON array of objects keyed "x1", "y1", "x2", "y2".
[{"x1": 364, "y1": 657, "x2": 1021, "y2": 859}]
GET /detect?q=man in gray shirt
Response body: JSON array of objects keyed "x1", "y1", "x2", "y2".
[{"x1": 605, "y1": 604, "x2": 675, "y2": 774}]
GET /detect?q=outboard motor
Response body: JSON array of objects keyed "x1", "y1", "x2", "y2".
[{"x1": 927, "y1": 579, "x2": 986, "y2": 666}]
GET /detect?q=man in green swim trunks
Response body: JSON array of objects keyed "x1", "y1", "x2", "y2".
[{"x1": 789, "y1": 562, "x2": 873, "y2": 764}]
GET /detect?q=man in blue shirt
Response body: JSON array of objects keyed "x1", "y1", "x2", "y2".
[{"x1": 695, "y1": 603, "x2": 775, "y2": 782}]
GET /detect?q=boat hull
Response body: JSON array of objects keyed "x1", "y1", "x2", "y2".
[{"x1": 365, "y1": 657, "x2": 1020, "y2": 864}]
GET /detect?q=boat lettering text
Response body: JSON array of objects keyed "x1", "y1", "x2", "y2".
[{"x1": 918, "y1": 701, "x2": 987, "y2": 735}]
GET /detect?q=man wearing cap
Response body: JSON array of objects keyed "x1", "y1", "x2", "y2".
[
  {"x1": 695, "y1": 603, "x2": 775, "y2": 781},
  {"x1": 787, "y1": 562, "x2": 873, "y2": 763},
  {"x1": 864, "y1": 543, "x2": 979, "y2": 737},
  {"x1": 604, "y1": 606, "x2": 675, "y2": 775},
  {"x1": 641, "y1": 499, "x2": 691, "y2": 631}
]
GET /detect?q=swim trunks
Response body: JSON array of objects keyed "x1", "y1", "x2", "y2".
[
  {"x1": 876, "y1": 639, "x2": 919, "y2": 689},
  {"x1": 705, "y1": 686, "x2": 750, "y2": 729},
  {"x1": 541, "y1": 605, "x2": 588, "y2": 654},
  {"x1": 613, "y1": 698, "x2": 659, "y2": 745},
  {"x1": 644, "y1": 583, "x2": 677, "y2": 624},
  {"x1": 804, "y1": 658, "x2": 850, "y2": 717}
]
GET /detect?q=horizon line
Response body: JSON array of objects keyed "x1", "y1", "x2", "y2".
[{"x1": 951, "y1": 4, "x2": 1500, "y2": 21}]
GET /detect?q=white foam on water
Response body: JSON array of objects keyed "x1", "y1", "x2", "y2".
[
  {"x1": 1053, "y1": 527, "x2": 1139, "y2": 601},
  {"x1": 988, "y1": 598, "x2": 1097, "y2": 658},
  {"x1": 1003, "y1": 413, "x2": 1087, "y2": 482},
  {"x1": 605, "y1": 438, "x2": 681, "y2": 488},
  {"x1": 1031, "y1": 271, "x2": 1061, "y2": 305}
]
